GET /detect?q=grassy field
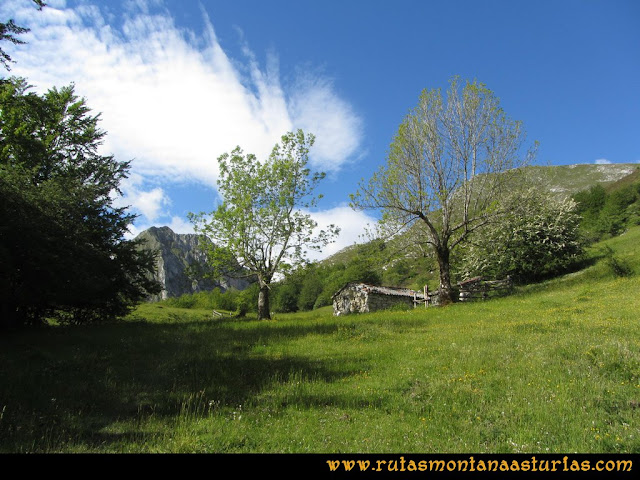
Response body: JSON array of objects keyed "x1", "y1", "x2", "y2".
[{"x1": 1, "y1": 228, "x2": 639, "y2": 453}]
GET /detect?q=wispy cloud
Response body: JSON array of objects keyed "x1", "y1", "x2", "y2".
[
  {"x1": 288, "y1": 73, "x2": 363, "y2": 172},
  {"x1": 125, "y1": 215, "x2": 195, "y2": 239},
  {"x1": 594, "y1": 158, "x2": 612, "y2": 164},
  {"x1": 2, "y1": 0, "x2": 364, "y2": 230},
  {"x1": 114, "y1": 173, "x2": 170, "y2": 222}
]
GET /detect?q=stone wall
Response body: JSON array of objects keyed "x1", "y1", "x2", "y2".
[
  {"x1": 332, "y1": 283, "x2": 431, "y2": 315},
  {"x1": 332, "y1": 284, "x2": 368, "y2": 315},
  {"x1": 368, "y1": 292, "x2": 415, "y2": 312}
]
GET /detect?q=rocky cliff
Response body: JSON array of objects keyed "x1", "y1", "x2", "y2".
[{"x1": 135, "y1": 226, "x2": 251, "y2": 301}]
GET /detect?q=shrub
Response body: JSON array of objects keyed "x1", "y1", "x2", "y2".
[
  {"x1": 461, "y1": 189, "x2": 584, "y2": 283},
  {"x1": 601, "y1": 245, "x2": 633, "y2": 277},
  {"x1": 297, "y1": 273, "x2": 323, "y2": 311},
  {"x1": 272, "y1": 283, "x2": 299, "y2": 313}
]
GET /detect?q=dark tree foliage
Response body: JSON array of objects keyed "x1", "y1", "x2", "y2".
[
  {"x1": 573, "y1": 180, "x2": 640, "y2": 241},
  {"x1": 0, "y1": 77, "x2": 160, "y2": 328},
  {"x1": 296, "y1": 268, "x2": 323, "y2": 311},
  {"x1": 268, "y1": 242, "x2": 385, "y2": 314},
  {"x1": 1, "y1": 1, "x2": 46, "y2": 70},
  {"x1": 272, "y1": 282, "x2": 300, "y2": 313}
]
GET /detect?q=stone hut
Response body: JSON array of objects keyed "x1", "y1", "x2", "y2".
[{"x1": 332, "y1": 283, "x2": 435, "y2": 316}]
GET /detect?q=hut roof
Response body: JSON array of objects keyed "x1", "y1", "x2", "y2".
[{"x1": 332, "y1": 283, "x2": 425, "y2": 300}]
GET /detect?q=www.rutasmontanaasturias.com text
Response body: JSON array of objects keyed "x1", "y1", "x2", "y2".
[{"x1": 325, "y1": 455, "x2": 633, "y2": 473}]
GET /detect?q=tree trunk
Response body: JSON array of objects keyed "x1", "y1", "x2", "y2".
[
  {"x1": 436, "y1": 245, "x2": 455, "y2": 304},
  {"x1": 257, "y1": 284, "x2": 271, "y2": 320}
]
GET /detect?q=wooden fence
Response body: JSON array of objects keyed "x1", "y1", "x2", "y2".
[
  {"x1": 457, "y1": 276, "x2": 513, "y2": 302},
  {"x1": 412, "y1": 285, "x2": 440, "y2": 308}
]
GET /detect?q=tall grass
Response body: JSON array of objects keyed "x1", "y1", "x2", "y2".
[{"x1": 0, "y1": 228, "x2": 638, "y2": 453}]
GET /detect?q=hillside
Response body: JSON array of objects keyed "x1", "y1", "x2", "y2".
[
  {"x1": 521, "y1": 163, "x2": 638, "y2": 196},
  {"x1": 321, "y1": 163, "x2": 639, "y2": 269},
  {"x1": 141, "y1": 163, "x2": 640, "y2": 313},
  {"x1": 273, "y1": 161, "x2": 640, "y2": 308},
  {"x1": 1, "y1": 225, "x2": 638, "y2": 453}
]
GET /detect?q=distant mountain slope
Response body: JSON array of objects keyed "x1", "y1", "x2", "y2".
[
  {"x1": 135, "y1": 226, "x2": 251, "y2": 301},
  {"x1": 522, "y1": 163, "x2": 637, "y2": 196}
]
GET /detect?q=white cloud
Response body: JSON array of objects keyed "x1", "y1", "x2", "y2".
[
  {"x1": 288, "y1": 74, "x2": 363, "y2": 172},
  {"x1": 167, "y1": 215, "x2": 195, "y2": 235},
  {"x1": 128, "y1": 187, "x2": 168, "y2": 221},
  {"x1": 306, "y1": 206, "x2": 378, "y2": 261},
  {"x1": 113, "y1": 173, "x2": 170, "y2": 222},
  {"x1": 595, "y1": 158, "x2": 611, "y2": 164},
  {"x1": 123, "y1": 215, "x2": 194, "y2": 240},
  {"x1": 1, "y1": 0, "x2": 363, "y2": 222}
]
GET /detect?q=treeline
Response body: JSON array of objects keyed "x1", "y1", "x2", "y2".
[
  {"x1": 457, "y1": 175, "x2": 640, "y2": 285},
  {"x1": 269, "y1": 239, "x2": 440, "y2": 314},
  {"x1": 164, "y1": 169, "x2": 640, "y2": 315},
  {"x1": 572, "y1": 176, "x2": 640, "y2": 242},
  {"x1": 278, "y1": 173, "x2": 640, "y2": 312},
  {"x1": 162, "y1": 239, "x2": 438, "y2": 315},
  {"x1": 160, "y1": 245, "x2": 386, "y2": 315},
  {"x1": 162, "y1": 287, "x2": 248, "y2": 313}
]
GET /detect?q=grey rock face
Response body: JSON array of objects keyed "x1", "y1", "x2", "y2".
[{"x1": 135, "y1": 226, "x2": 251, "y2": 301}]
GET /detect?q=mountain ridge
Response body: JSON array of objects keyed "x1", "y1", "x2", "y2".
[
  {"x1": 522, "y1": 163, "x2": 637, "y2": 196},
  {"x1": 135, "y1": 226, "x2": 251, "y2": 301}
]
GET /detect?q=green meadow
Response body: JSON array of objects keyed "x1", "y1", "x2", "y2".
[{"x1": 1, "y1": 228, "x2": 639, "y2": 453}]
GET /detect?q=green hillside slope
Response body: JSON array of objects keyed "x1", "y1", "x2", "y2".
[{"x1": 1, "y1": 226, "x2": 637, "y2": 453}]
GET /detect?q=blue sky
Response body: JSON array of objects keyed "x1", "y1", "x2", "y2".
[{"x1": 2, "y1": 0, "x2": 639, "y2": 259}]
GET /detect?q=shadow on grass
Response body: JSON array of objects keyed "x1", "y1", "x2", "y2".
[{"x1": 0, "y1": 318, "x2": 366, "y2": 452}]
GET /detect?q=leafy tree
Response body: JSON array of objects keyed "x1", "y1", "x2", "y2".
[
  {"x1": 460, "y1": 189, "x2": 584, "y2": 282},
  {"x1": 0, "y1": 77, "x2": 159, "y2": 327},
  {"x1": 573, "y1": 184, "x2": 607, "y2": 217},
  {"x1": 351, "y1": 77, "x2": 536, "y2": 303},
  {"x1": 272, "y1": 281, "x2": 300, "y2": 313},
  {"x1": 572, "y1": 184, "x2": 607, "y2": 240},
  {"x1": 235, "y1": 283, "x2": 259, "y2": 317},
  {"x1": 297, "y1": 268, "x2": 323, "y2": 311},
  {"x1": 190, "y1": 130, "x2": 339, "y2": 320},
  {"x1": 1, "y1": 1, "x2": 46, "y2": 71},
  {"x1": 342, "y1": 257, "x2": 382, "y2": 286},
  {"x1": 313, "y1": 265, "x2": 347, "y2": 309}
]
